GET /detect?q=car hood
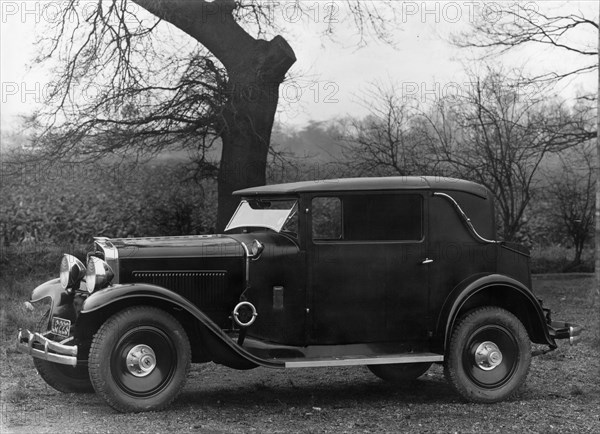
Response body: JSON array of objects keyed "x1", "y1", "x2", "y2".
[{"x1": 107, "y1": 234, "x2": 245, "y2": 259}]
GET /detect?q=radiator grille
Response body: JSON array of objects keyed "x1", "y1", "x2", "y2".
[{"x1": 132, "y1": 270, "x2": 228, "y2": 305}]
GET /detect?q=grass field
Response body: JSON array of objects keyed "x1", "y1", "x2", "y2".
[{"x1": 1, "y1": 272, "x2": 598, "y2": 433}]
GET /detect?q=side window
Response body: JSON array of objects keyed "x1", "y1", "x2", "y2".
[
  {"x1": 312, "y1": 197, "x2": 342, "y2": 240},
  {"x1": 343, "y1": 194, "x2": 423, "y2": 241}
]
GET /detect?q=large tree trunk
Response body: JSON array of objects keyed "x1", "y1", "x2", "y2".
[
  {"x1": 134, "y1": 0, "x2": 296, "y2": 230},
  {"x1": 217, "y1": 37, "x2": 295, "y2": 230}
]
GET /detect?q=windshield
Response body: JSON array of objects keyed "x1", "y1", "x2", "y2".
[{"x1": 225, "y1": 199, "x2": 298, "y2": 233}]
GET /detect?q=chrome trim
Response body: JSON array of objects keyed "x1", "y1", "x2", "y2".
[
  {"x1": 285, "y1": 353, "x2": 444, "y2": 368},
  {"x1": 548, "y1": 321, "x2": 583, "y2": 345},
  {"x1": 94, "y1": 237, "x2": 119, "y2": 283},
  {"x1": 474, "y1": 341, "x2": 502, "y2": 371},
  {"x1": 60, "y1": 254, "x2": 86, "y2": 289},
  {"x1": 433, "y1": 192, "x2": 500, "y2": 244},
  {"x1": 569, "y1": 325, "x2": 583, "y2": 345},
  {"x1": 250, "y1": 239, "x2": 264, "y2": 260},
  {"x1": 85, "y1": 256, "x2": 115, "y2": 293},
  {"x1": 126, "y1": 344, "x2": 157, "y2": 377},
  {"x1": 233, "y1": 301, "x2": 258, "y2": 327},
  {"x1": 16, "y1": 329, "x2": 78, "y2": 367},
  {"x1": 239, "y1": 242, "x2": 251, "y2": 291}
]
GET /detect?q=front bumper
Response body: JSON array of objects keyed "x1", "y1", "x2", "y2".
[
  {"x1": 16, "y1": 329, "x2": 78, "y2": 366},
  {"x1": 548, "y1": 321, "x2": 583, "y2": 345}
]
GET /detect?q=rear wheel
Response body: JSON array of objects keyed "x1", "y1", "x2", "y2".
[
  {"x1": 368, "y1": 362, "x2": 432, "y2": 383},
  {"x1": 444, "y1": 307, "x2": 531, "y2": 403},
  {"x1": 89, "y1": 306, "x2": 191, "y2": 412}
]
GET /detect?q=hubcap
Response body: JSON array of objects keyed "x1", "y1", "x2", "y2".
[
  {"x1": 474, "y1": 341, "x2": 503, "y2": 371},
  {"x1": 126, "y1": 344, "x2": 157, "y2": 377}
]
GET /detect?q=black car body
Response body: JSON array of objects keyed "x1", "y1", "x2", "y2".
[{"x1": 17, "y1": 176, "x2": 581, "y2": 412}]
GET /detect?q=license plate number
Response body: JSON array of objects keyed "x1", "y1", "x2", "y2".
[{"x1": 51, "y1": 317, "x2": 71, "y2": 337}]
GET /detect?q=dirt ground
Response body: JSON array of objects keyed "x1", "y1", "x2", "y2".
[{"x1": 1, "y1": 276, "x2": 599, "y2": 433}]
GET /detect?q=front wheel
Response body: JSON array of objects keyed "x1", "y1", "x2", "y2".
[
  {"x1": 33, "y1": 309, "x2": 94, "y2": 393},
  {"x1": 88, "y1": 306, "x2": 191, "y2": 412},
  {"x1": 34, "y1": 359, "x2": 94, "y2": 393},
  {"x1": 444, "y1": 307, "x2": 531, "y2": 403}
]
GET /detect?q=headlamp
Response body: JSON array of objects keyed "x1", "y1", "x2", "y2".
[
  {"x1": 85, "y1": 256, "x2": 114, "y2": 293},
  {"x1": 59, "y1": 254, "x2": 86, "y2": 290}
]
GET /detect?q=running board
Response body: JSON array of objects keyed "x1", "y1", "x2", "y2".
[{"x1": 284, "y1": 353, "x2": 443, "y2": 368}]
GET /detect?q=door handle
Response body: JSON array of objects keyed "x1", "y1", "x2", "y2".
[{"x1": 422, "y1": 258, "x2": 434, "y2": 264}]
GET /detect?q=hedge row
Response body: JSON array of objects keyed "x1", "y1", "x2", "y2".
[{"x1": 1, "y1": 160, "x2": 217, "y2": 248}]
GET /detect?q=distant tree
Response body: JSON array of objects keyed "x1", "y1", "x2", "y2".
[
  {"x1": 454, "y1": 1, "x2": 598, "y2": 297},
  {"x1": 454, "y1": 3, "x2": 597, "y2": 92},
  {"x1": 337, "y1": 83, "x2": 434, "y2": 177},
  {"x1": 544, "y1": 144, "x2": 596, "y2": 270},
  {"x1": 28, "y1": 0, "x2": 396, "y2": 230},
  {"x1": 423, "y1": 67, "x2": 590, "y2": 241}
]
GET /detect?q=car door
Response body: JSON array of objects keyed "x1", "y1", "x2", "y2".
[{"x1": 308, "y1": 192, "x2": 430, "y2": 344}]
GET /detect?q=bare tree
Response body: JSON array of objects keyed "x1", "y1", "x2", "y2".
[
  {"x1": 544, "y1": 143, "x2": 596, "y2": 270},
  {"x1": 424, "y1": 67, "x2": 590, "y2": 241},
  {"x1": 453, "y1": 3, "x2": 598, "y2": 86},
  {"x1": 28, "y1": 0, "x2": 396, "y2": 230},
  {"x1": 338, "y1": 84, "x2": 434, "y2": 177},
  {"x1": 454, "y1": 1, "x2": 599, "y2": 298}
]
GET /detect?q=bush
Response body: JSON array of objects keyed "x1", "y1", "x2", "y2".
[
  {"x1": 530, "y1": 244, "x2": 594, "y2": 274},
  {"x1": 0, "y1": 158, "x2": 217, "y2": 271},
  {"x1": 1, "y1": 160, "x2": 216, "y2": 243}
]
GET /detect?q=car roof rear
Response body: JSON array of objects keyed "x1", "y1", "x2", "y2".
[{"x1": 233, "y1": 176, "x2": 489, "y2": 198}]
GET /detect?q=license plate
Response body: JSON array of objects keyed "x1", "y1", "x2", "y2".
[{"x1": 51, "y1": 317, "x2": 71, "y2": 337}]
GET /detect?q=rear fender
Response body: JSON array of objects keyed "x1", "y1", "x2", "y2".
[
  {"x1": 436, "y1": 274, "x2": 556, "y2": 350},
  {"x1": 80, "y1": 283, "x2": 283, "y2": 369}
]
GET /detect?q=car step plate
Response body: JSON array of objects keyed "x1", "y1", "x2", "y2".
[{"x1": 284, "y1": 353, "x2": 444, "y2": 368}]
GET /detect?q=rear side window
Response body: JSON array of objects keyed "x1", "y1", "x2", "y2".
[
  {"x1": 312, "y1": 194, "x2": 423, "y2": 242},
  {"x1": 344, "y1": 194, "x2": 422, "y2": 241}
]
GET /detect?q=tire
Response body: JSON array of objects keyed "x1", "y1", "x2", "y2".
[
  {"x1": 33, "y1": 309, "x2": 94, "y2": 393},
  {"x1": 444, "y1": 307, "x2": 531, "y2": 403},
  {"x1": 368, "y1": 362, "x2": 432, "y2": 383},
  {"x1": 88, "y1": 306, "x2": 191, "y2": 412},
  {"x1": 34, "y1": 358, "x2": 94, "y2": 393}
]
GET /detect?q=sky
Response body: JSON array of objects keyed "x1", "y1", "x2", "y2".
[{"x1": 0, "y1": 1, "x2": 597, "y2": 133}]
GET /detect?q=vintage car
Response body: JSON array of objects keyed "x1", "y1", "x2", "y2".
[{"x1": 17, "y1": 176, "x2": 581, "y2": 412}]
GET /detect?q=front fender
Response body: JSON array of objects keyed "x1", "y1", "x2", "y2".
[
  {"x1": 30, "y1": 278, "x2": 78, "y2": 327},
  {"x1": 437, "y1": 273, "x2": 555, "y2": 349},
  {"x1": 31, "y1": 278, "x2": 65, "y2": 303},
  {"x1": 80, "y1": 283, "x2": 284, "y2": 369}
]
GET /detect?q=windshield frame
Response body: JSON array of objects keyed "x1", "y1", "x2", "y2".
[{"x1": 225, "y1": 198, "x2": 298, "y2": 233}]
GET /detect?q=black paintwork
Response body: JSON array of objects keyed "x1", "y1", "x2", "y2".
[
  {"x1": 109, "y1": 235, "x2": 245, "y2": 328},
  {"x1": 35, "y1": 176, "x2": 559, "y2": 369},
  {"x1": 227, "y1": 232, "x2": 305, "y2": 345}
]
